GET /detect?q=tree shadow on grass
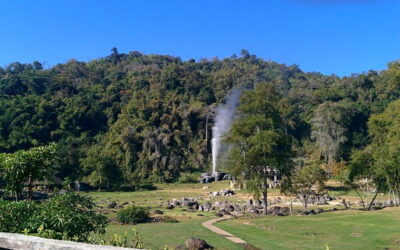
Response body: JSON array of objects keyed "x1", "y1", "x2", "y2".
[{"x1": 326, "y1": 186, "x2": 351, "y2": 194}]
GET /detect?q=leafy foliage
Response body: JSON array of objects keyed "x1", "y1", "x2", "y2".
[
  {"x1": 116, "y1": 206, "x2": 150, "y2": 225},
  {"x1": 286, "y1": 159, "x2": 327, "y2": 211},
  {"x1": 0, "y1": 200, "x2": 39, "y2": 233},
  {"x1": 226, "y1": 83, "x2": 293, "y2": 214},
  {"x1": 0, "y1": 193, "x2": 107, "y2": 242},
  {"x1": 0, "y1": 143, "x2": 58, "y2": 199},
  {"x1": 0, "y1": 50, "x2": 400, "y2": 190}
]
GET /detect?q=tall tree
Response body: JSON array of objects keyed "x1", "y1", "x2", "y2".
[
  {"x1": 311, "y1": 102, "x2": 347, "y2": 174},
  {"x1": 286, "y1": 159, "x2": 327, "y2": 212},
  {"x1": 226, "y1": 83, "x2": 293, "y2": 215},
  {"x1": 0, "y1": 143, "x2": 58, "y2": 200},
  {"x1": 368, "y1": 99, "x2": 400, "y2": 205}
]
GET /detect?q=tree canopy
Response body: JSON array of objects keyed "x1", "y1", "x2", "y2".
[{"x1": 0, "y1": 50, "x2": 399, "y2": 190}]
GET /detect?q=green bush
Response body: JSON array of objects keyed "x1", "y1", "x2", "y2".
[
  {"x1": 0, "y1": 200, "x2": 39, "y2": 233},
  {"x1": 0, "y1": 193, "x2": 108, "y2": 242},
  {"x1": 116, "y1": 206, "x2": 149, "y2": 224},
  {"x1": 178, "y1": 172, "x2": 201, "y2": 183},
  {"x1": 37, "y1": 192, "x2": 108, "y2": 241}
]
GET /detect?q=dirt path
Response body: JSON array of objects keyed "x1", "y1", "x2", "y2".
[{"x1": 201, "y1": 216, "x2": 246, "y2": 244}]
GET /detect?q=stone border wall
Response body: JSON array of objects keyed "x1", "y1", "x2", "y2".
[{"x1": 0, "y1": 233, "x2": 140, "y2": 250}]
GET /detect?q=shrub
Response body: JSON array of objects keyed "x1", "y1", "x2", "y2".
[
  {"x1": 37, "y1": 193, "x2": 108, "y2": 241},
  {"x1": 0, "y1": 200, "x2": 39, "y2": 233},
  {"x1": 117, "y1": 206, "x2": 149, "y2": 224},
  {"x1": 178, "y1": 172, "x2": 201, "y2": 183},
  {"x1": 0, "y1": 193, "x2": 108, "y2": 242}
]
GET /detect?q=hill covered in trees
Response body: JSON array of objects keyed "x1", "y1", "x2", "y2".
[{"x1": 1, "y1": 49, "x2": 399, "y2": 189}]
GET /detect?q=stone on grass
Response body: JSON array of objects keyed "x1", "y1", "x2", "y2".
[
  {"x1": 107, "y1": 201, "x2": 117, "y2": 209},
  {"x1": 185, "y1": 237, "x2": 213, "y2": 250},
  {"x1": 215, "y1": 212, "x2": 224, "y2": 217},
  {"x1": 166, "y1": 204, "x2": 175, "y2": 209},
  {"x1": 153, "y1": 210, "x2": 163, "y2": 215}
]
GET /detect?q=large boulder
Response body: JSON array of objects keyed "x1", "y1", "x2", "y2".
[
  {"x1": 172, "y1": 199, "x2": 181, "y2": 207},
  {"x1": 153, "y1": 210, "x2": 163, "y2": 215},
  {"x1": 212, "y1": 172, "x2": 225, "y2": 181},
  {"x1": 225, "y1": 204, "x2": 234, "y2": 212},
  {"x1": 185, "y1": 237, "x2": 213, "y2": 250},
  {"x1": 182, "y1": 198, "x2": 196, "y2": 206},
  {"x1": 203, "y1": 202, "x2": 212, "y2": 211},
  {"x1": 107, "y1": 201, "x2": 117, "y2": 209},
  {"x1": 280, "y1": 207, "x2": 290, "y2": 215},
  {"x1": 233, "y1": 205, "x2": 242, "y2": 212},
  {"x1": 222, "y1": 174, "x2": 233, "y2": 180},
  {"x1": 200, "y1": 173, "x2": 214, "y2": 184}
]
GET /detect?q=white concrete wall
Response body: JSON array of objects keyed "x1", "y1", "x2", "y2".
[{"x1": 0, "y1": 233, "x2": 141, "y2": 250}]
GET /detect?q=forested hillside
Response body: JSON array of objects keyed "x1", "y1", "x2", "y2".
[{"x1": 1, "y1": 48, "x2": 399, "y2": 189}]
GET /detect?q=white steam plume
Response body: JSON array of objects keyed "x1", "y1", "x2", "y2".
[{"x1": 211, "y1": 89, "x2": 241, "y2": 174}]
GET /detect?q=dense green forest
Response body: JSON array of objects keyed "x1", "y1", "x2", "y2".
[{"x1": 1, "y1": 48, "x2": 400, "y2": 189}]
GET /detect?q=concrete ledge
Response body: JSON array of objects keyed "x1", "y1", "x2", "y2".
[{"x1": 0, "y1": 233, "x2": 140, "y2": 250}]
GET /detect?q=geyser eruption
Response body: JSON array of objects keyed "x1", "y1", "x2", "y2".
[{"x1": 211, "y1": 89, "x2": 241, "y2": 175}]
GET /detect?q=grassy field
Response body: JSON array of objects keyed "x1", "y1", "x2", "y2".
[
  {"x1": 100, "y1": 217, "x2": 241, "y2": 250},
  {"x1": 85, "y1": 181, "x2": 397, "y2": 249},
  {"x1": 217, "y1": 208, "x2": 400, "y2": 250},
  {"x1": 88, "y1": 181, "x2": 245, "y2": 249}
]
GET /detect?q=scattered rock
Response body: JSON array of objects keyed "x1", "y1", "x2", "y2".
[
  {"x1": 304, "y1": 232, "x2": 317, "y2": 237},
  {"x1": 208, "y1": 189, "x2": 235, "y2": 197},
  {"x1": 215, "y1": 212, "x2": 224, "y2": 217},
  {"x1": 172, "y1": 200, "x2": 181, "y2": 207},
  {"x1": 185, "y1": 237, "x2": 213, "y2": 250},
  {"x1": 107, "y1": 201, "x2": 117, "y2": 209},
  {"x1": 166, "y1": 205, "x2": 175, "y2": 209},
  {"x1": 203, "y1": 202, "x2": 212, "y2": 211},
  {"x1": 153, "y1": 210, "x2": 164, "y2": 215}
]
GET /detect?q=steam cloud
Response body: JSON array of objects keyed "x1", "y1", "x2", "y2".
[{"x1": 211, "y1": 89, "x2": 241, "y2": 174}]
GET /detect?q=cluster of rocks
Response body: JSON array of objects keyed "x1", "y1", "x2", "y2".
[
  {"x1": 200, "y1": 172, "x2": 233, "y2": 183},
  {"x1": 301, "y1": 208, "x2": 324, "y2": 215},
  {"x1": 301, "y1": 194, "x2": 335, "y2": 205},
  {"x1": 163, "y1": 198, "x2": 200, "y2": 211},
  {"x1": 208, "y1": 189, "x2": 235, "y2": 197},
  {"x1": 106, "y1": 201, "x2": 132, "y2": 209},
  {"x1": 164, "y1": 197, "x2": 296, "y2": 216}
]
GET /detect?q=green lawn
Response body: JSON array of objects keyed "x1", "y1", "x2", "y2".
[
  {"x1": 95, "y1": 217, "x2": 241, "y2": 250},
  {"x1": 217, "y1": 208, "x2": 400, "y2": 250},
  {"x1": 85, "y1": 181, "x2": 398, "y2": 249}
]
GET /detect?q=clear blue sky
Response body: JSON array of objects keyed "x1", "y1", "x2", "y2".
[{"x1": 0, "y1": 0, "x2": 399, "y2": 76}]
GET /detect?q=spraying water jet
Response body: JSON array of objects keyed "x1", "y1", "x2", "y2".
[{"x1": 211, "y1": 89, "x2": 241, "y2": 178}]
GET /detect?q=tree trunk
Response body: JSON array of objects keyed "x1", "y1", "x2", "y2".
[
  {"x1": 353, "y1": 185, "x2": 366, "y2": 210},
  {"x1": 262, "y1": 181, "x2": 268, "y2": 215},
  {"x1": 367, "y1": 191, "x2": 378, "y2": 211},
  {"x1": 303, "y1": 195, "x2": 308, "y2": 212},
  {"x1": 98, "y1": 176, "x2": 102, "y2": 191},
  {"x1": 28, "y1": 174, "x2": 33, "y2": 201},
  {"x1": 290, "y1": 201, "x2": 293, "y2": 216},
  {"x1": 343, "y1": 199, "x2": 349, "y2": 209}
]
